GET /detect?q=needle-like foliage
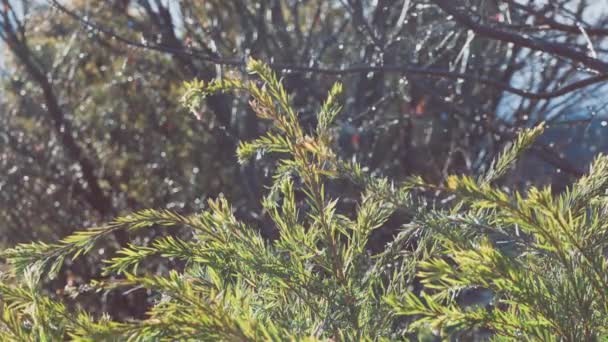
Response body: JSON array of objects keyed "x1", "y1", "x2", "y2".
[
  {"x1": 1, "y1": 60, "x2": 607, "y2": 341},
  {"x1": 389, "y1": 132, "x2": 608, "y2": 341}
]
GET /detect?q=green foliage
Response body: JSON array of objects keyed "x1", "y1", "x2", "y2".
[
  {"x1": 479, "y1": 123, "x2": 545, "y2": 185},
  {"x1": 389, "y1": 136, "x2": 608, "y2": 340},
  {"x1": 1, "y1": 60, "x2": 607, "y2": 341}
]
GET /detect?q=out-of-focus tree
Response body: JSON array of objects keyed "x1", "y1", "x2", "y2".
[
  {"x1": 0, "y1": 0, "x2": 250, "y2": 319},
  {"x1": 1, "y1": 0, "x2": 607, "y2": 319}
]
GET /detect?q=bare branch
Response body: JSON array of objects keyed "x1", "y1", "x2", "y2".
[
  {"x1": 431, "y1": 0, "x2": 608, "y2": 73},
  {"x1": 47, "y1": 0, "x2": 608, "y2": 100}
]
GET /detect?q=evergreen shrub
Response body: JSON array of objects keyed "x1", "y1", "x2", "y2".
[{"x1": 1, "y1": 60, "x2": 607, "y2": 341}]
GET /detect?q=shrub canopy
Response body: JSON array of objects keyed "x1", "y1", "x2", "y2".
[{"x1": 0, "y1": 60, "x2": 607, "y2": 341}]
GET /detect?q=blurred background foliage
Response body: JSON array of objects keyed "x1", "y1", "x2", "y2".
[{"x1": 1, "y1": 0, "x2": 607, "y2": 319}]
